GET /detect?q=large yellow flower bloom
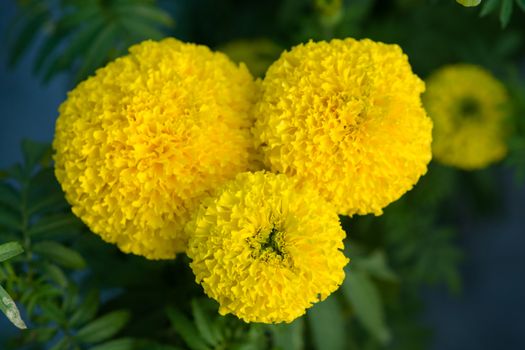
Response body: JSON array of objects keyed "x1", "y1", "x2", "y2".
[
  {"x1": 53, "y1": 38, "x2": 257, "y2": 259},
  {"x1": 423, "y1": 64, "x2": 509, "y2": 170},
  {"x1": 252, "y1": 38, "x2": 432, "y2": 216},
  {"x1": 186, "y1": 172, "x2": 348, "y2": 323}
]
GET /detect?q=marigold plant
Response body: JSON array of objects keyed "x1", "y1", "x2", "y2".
[
  {"x1": 186, "y1": 171, "x2": 349, "y2": 323},
  {"x1": 252, "y1": 38, "x2": 433, "y2": 216},
  {"x1": 423, "y1": 64, "x2": 509, "y2": 170},
  {"x1": 53, "y1": 38, "x2": 257, "y2": 259}
]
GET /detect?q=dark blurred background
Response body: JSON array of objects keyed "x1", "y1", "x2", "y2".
[{"x1": 1, "y1": 1, "x2": 524, "y2": 349}]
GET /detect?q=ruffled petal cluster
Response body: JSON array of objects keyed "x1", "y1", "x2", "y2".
[
  {"x1": 252, "y1": 38, "x2": 433, "y2": 216},
  {"x1": 423, "y1": 64, "x2": 509, "y2": 169},
  {"x1": 186, "y1": 171, "x2": 348, "y2": 323},
  {"x1": 53, "y1": 38, "x2": 257, "y2": 259}
]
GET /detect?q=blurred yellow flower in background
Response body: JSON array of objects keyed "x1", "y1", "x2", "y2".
[
  {"x1": 186, "y1": 172, "x2": 348, "y2": 323},
  {"x1": 53, "y1": 38, "x2": 257, "y2": 259},
  {"x1": 253, "y1": 38, "x2": 433, "y2": 217},
  {"x1": 456, "y1": 0, "x2": 481, "y2": 7},
  {"x1": 424, "y1": 64, "x2": 509, "y2": 170}
]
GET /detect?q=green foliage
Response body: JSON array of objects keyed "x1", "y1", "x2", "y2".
[
  {"x1": 0, "y1": 140, "x2": 134, "y2": 349},
  {"x1": 478, "y1": 0, "x2": 525, "y2": 27},
  {"x1": 167, "y1": 299, "x2": 268, "y2": 350},
  {"x1": 7, "y1": 0, "x2": 174, "y2": 84},
  {"x1": 3, "y1": 1, "x2": 525, "y2": 349},
  {"x1": 0, "y1": 241, "x2": 27, "y2": 330}
]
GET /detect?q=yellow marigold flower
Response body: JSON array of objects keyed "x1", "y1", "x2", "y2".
[
  {"x1": 53, "y1": 38, "x2": 257, "y2": 259},
  {"x1": 252, "y1": 38, "x2": 432, "y2": 216},
  {"x1": 423, "y1": 64, "x2": 509, "y2": 170},
  {"x1": 186, "y1": 171, "x2": 348, "y2": 323}
]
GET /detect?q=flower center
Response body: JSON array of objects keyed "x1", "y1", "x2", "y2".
[
  {"x1": 459, "y1": 97, "x2": 480, "y2": 118},
  {"x1": 247, "y1": 223, "x2": 291, "y2": 267},
  {"x1": 260, "y1": 226, "x2": 283, "y2": 256}
]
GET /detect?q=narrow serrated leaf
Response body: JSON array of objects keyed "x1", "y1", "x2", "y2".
[
  {"x1": 480, "y1": 0, "x2": 501, "y2": 16},
  {"x1": 114, "y1": 3, "x2": 174, "y2": 27},
  {"x1": 0, "y1": 242, "x2": 24, "y2": 262},
  {"x1": 167, "y1": 307, "x2": 211, "y2": 350},
  {"x1": 31, "y1": 327, "x2": 58, "y2": 342},
  {"x1": 0, "y1": 285, "x2": 27, "y2": 329},
  {"x1": 28, "y1": 214, "x2": 82, "y2": 238},
  {"x1": 119, "y1": 17, "x2": 165, "y2": 41},
  {"x1": 500, "y1": 0, "x2": 514, "y2": 27},
  {"x1": 0, "y1": 183, "x2": 20, "y2": 210},
  {"x1": 89, "y1": 338, "x2": 135, "y2": 350},
  {"x1": 342, "y1": 270, "x2": 391, "y2": 344},
  {"x1": 28, "y1": 192, "x2": 68, "y2": 216},
  {"x1": 76, "y1": 310, "x2": 130, "y2": 344},
  {"x1": 308, "y1": 295, "x2": 345, "y2": 350},
  {"x1": 34, "y1": 6, "x2": 100, "y2": 73},
  {"x1": 69, "y1": 290, "x2": 100, "y2": 327},
  {"x1": 8, "y1": 6, "x2": 49, "y2": 66},
  {"x1": 21, "y1": 140, "x2": 51, "y2": 171},
  {"x1": 43, "y1": 263, "x2": 68, "y2": 288},
  {"x1": 269, "y1": 318, "x2": 304, "y2": 350},
  {"x1": 40, "y1": 300, "x2": 67, "y2": 324},
  {"x1": 0, "y1": 209, "x2": 21, "y2": 231},
  {"x1": 75, "y1": 22, "x2": 118, "y2": 82},
  {"x1": 32, "y1": 241, "x2": 86, "y2": 269},
  {"x1": 42, "y1": 16, "x2": 105, "y2": 82},
  {"x1": 191, "y1": 299, "x2": 219, "y2": 346},
  {"x1": 353, "y1": 251, "x2": 398, "y2": 282},
  {"x1": 49, "y1": 337, "x2": 69, "y2": 350},
  {"x1": 517, "y1": 0, "x2": 525, "y2": 11}
]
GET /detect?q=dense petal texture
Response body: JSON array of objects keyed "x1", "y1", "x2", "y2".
[
  {"x1": 424, "y1": 64, "x2": 509, "y2": 170},
  {"x1": 186, "y1": 172, "x2": 348, "y2": 323},
  {"x1": 252, "y1": 38, "x2": 432, "y2": 216},
  {"x1": 53, "y1": 38, "x2": 257, "y2": 259}
]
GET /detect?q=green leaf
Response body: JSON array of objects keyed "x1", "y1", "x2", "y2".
[
  {"x1": 40, "y1": 300, "x2": 67, "y2": 324},
  {"x1": 21, "y1": 139, "x2": 51, "y2": 171},
  {"x1": 167, "y1": 307, "x2": 211, "y2": 350},
  {"x1": 32, "y1": 241, "x2": 86, "y2": 269},
  {"x1": 89, "y1": 338, "x2": 135, "y2": 350},
  {"x1": 42, "y1": 16, "x2": 105, "y2": 82},
  {"x1": 480, "y1": 0, "x2": 501, "y2": 16},
  {"x1": 353, "y1": 251, "x2": 398, "y2": 282},
  {"x1": 0, "y1": 241, "x2": 24, "y2": 262},
  {"x1": 69, "y1": 290, "x2": 100, "y2": 328},
  {"x1": 308, "y1": 295, "x2": 345, "y2": 350},
  {"x1": 191, "y1": 299, "x2": 219, "y2": 347},
  {"x1": 31, "y1": 327, "x2": 58, "y2": 342},
  {"x1": 342, "y1": 270, "x2": 390, "y2": 344},
  {"x1": 118, "y1": 17, "x2": 165, "y2": 41},
  {"x1": 517, "y1": 0, "x2": 525, "y2": 11},
  {"x1": 43, "y1": 263, "x2": 69, "y2": 288},
  {"x1": 0, "y1": 284, "x2": 27, "y2": 329},
  {"x1": 500, "y1": 0, "x2": 514, "y2": 27},
  {"x1": 28, "y1": 213, "x2": 82, "y2": 238},
  {"x1": 27, "y1": 192, "x2": 68, "y2": 217},
  {"x1": 0, "y1": 208, "x2": 21, "y2": 231},
  {"x1": 8, "y1": 5, "x2": 49, "y2": 66},
  {"x1": 269, "y1": 318, "x2": 304, "y2": 350},
  {"x1": 76, "y1": 310, "x2": 130, "y2": 344},
  {"x1": 75, "y1": 22, "x2": 118, "y2": 82},
  {"x1": 34, "y1": 2, "x2": 101, "y2": 74},
  {"x1": 0, "y1": 183, "x2": 20, "y2": 210},
  {"x1": 49, "y1": 337, "x2": 69, "y2": 350},
  {"x1": 113, "y1": 3, "x2": 175, "y2": 27}
]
